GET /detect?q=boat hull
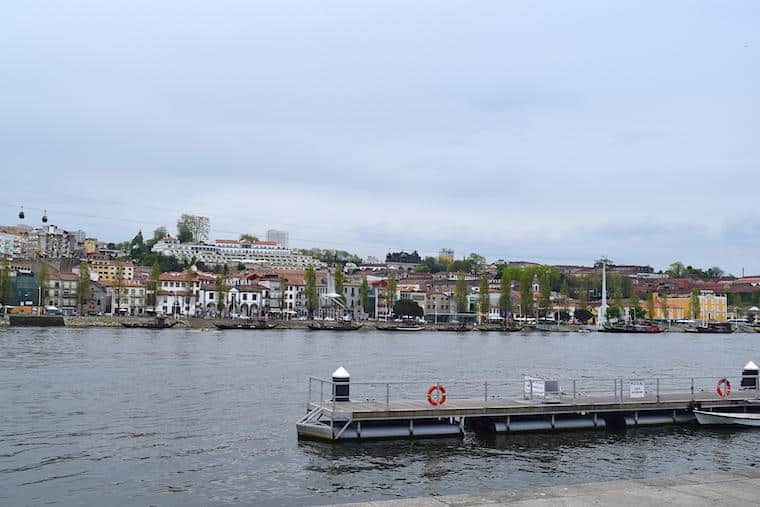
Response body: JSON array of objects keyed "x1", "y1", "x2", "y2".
[
  {"x1": 308, "y1": 324, "x2": 363, "y2": 331},
  {"x1": 214, "y1": 322, "x2": 277, "y2": 330},
  {"x1": 694, "y1": 410, "x2": 760, "y2": 427},
  {"x1": 121, "y1": 322, "x2": 178, "y2": 329},
  {"x1": 374, "y1": 326, "x2": 425, "y2": 332}
]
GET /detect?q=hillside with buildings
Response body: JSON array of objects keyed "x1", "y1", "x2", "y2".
[{"x1": 0, "y1": 216, "x2": 755, "y2": 325}]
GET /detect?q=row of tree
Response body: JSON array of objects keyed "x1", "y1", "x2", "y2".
[{"x1": 415, "y1": 253, "x2": 486, "y2": 274}]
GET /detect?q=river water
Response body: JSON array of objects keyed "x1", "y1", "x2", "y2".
[{"x1": 1, "y1": 327, "x2": 759, "y2": 506}]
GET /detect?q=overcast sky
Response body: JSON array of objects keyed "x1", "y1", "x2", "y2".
[{"x1": 2, "y1": 1, "x2": 759, "y2": 273}]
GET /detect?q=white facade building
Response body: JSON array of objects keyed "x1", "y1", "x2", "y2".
[{"x1": 151, "y1": 237, "x2": 323, "y2": 269}]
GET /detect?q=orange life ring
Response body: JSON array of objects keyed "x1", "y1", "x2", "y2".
[
  {"x1": 426, "y1": 384, "x2": 447, "y2": 406},
  {"x1": 716, "y1": 378, "x2": 731, "y2": 398}
]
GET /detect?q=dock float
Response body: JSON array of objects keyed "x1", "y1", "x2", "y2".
[{"x1": 297, "y1": 366, "x2": 760, "y2": 441}]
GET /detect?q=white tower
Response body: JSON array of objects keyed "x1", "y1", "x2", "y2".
[{"x1": 598, "y1": 259, "x2": 608, "y2": 328}]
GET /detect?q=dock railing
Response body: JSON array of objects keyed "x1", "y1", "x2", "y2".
[{"x1": 307, "y1": 374, "x2": 760, "y2": 413}]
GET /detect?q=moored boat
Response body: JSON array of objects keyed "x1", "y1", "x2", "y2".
[
  {"x1": 694, "y1": 410, "x2": 760, "y2": 427},
  {"x1": 308, "y1": 321, "x2": 363, "y2": 331},
  {"x1": 9, "y1": 315, "x2": 65, "y2": 327},
  {"x1": 375, "y1": 324, "x2": 425, "y2": 332},
  {"x1": 474, "y1": 324, "x2": 522, "y2": 332},
  {"x1": 213, "y1": 320, "x2": 277, "y2": 330},
  {"x1": 695, "y1": 322, "x2": 734, "y2": 334},
  {"x1": 437, "y1": 323, "x2": 472, "y2": 332},
  {"x1": 122, "y1": 316, "x2": 179, "y2": 329},
  {"x1": 599, "y1": 323, "x2": 664, "y2": 333}
]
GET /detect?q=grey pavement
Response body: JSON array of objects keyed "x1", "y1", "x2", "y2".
[{"x1": 331, "y1": 469, "x2": 760, "y2": 506}]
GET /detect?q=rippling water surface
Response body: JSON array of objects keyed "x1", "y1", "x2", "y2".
[{"x1": 1, "y1": 327, "x2": 759, "y2": 505}]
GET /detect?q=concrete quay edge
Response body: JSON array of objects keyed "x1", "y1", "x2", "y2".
[{"x1": 329, "y1": 468, "x2": 760, "y2": 506}]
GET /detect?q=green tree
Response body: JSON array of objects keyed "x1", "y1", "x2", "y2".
[
  {"x1": 177, "y1": 220, "x2": 193, "y2": 243},
  {"x1": 304, "y1": 266, "x2": 318, "y2": 319},
  {"x1": 240, "y1": 233, "x2": 259, "y2": 242},
  {"x1": 278, "y1": 274, "x2": 287, "y2": 312},
  {"x1": 467, "y1": 253, "x2": 486, "y2": 274},
  {"x1": 478, "y1": 274, "x2": 490, "y2": 323},
  {"x1": 499, "y1": 274, "x2": 513, "y2": 318},
  {"x1": 393, "y1": 298, "x2": 423, "y2": 318},
  {"x1": 539, "y1": 271, "x2": 552, "y2": 315},
  {"x1": 112, "y1": 262, "x2": 125, "y2": 315},
  {"x1": 574, "y1": 308, "x2": 593, "y2": 324},
  {"x1": 666, "y1": 261, "x2": 686, "y2": 278},
  {"x1": 454, "y1": 272, "x2": 469, "y2": 314},
  {"x1": 177, "y1": 214, "x2": 208, "y2": 243},
  {"x1": 130, "y1": 230, "x2": 144, "y2": 254},
  {"x1": 76, "y1": 261, "x2": 91, "y2": 315},
  {"x1": 214, "y1": 266, "x2": 229, "y2": 316},
  {"x1": 418, "y1": 256, "x2": 446, "y2": 273},
  {"x1": 606, "y1": 305, "x2": 622, "y2": 320},
  {"x1": 0, "y1": 259, "x2": 11, "y2": 306},
  {"x1": 359, "y1": 276, "x2": 370, "y2": 319},
  {"x1": 557, "y1": 280, "x2": 568, "y2": 313},
  {"x1": 153, "y1": 226, "x2": 168, "y2": 241},
  {"x1": 146, "y1": 260, "x2": 161, "y2": 311},
  {"x1": 690, "y1": 289, "x2": 701, "y2": 320},
  {"x1": 647, "y1": 292, "x2": 656, "y2": 320},
  {"x1": 660, "y1": 293, "x2": 669, "y2": 320},
  {"x1": 519, "y1": 270, "x2": 533, "y2": 318},
  {"x1": 386, "y1": 272, "x2": 397, "y2": 317},
  {"x1": 578, "y1": 281, "x2": 588, "y2": 310},
  {"x1": 629, "y1": 291, "x2": 641, "y2": 320},
  {"x1": 184, "y1": 267, "x2": 196, "y2": 316},
  {"x1": 334, "y1": 266, "x2": 345, "y2": 303},
  {"x1": 38, "y1": 261, "x2": 49, "y2": 307},
  {"x1": 612, "y1": 287, "x2": 623, "y2": 309}
]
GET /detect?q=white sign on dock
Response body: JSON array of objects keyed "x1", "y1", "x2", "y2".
[
  {"x1": 524, "y1": 376, "x2": 545, "y2": 399},
  {"x1": 630, "y1": 380, "x2": 646, "y2": 399}
]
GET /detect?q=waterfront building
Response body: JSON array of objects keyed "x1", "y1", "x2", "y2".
[
  {"x1": 266, "y1": 229, "x2": 289, "y2": 248},
  {"x1": 88, "y1": 259, "x2": 134, "y2": 283},
  {"x1": 425, "y1": 292, "x2": 454, "y2": 322},
  {"x1": 45, "y1": 273, "x2": 79, "y2": 314},
  {"x1": 156, "y1": 272, "x2": 195, "y2": 316},
  {"x1": 646, "y1": 291, "x2": 727, "y2": 321},
  {"x1": 106, "y1": 281, "x2": 145, "y2": 316},
  {"x1": 84, "y1": 282, "x2": 109, "y2": 315}
]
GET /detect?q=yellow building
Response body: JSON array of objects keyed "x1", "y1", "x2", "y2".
[
  {"x1": 647, "y1": 291, "x2": 727, "y2": 321},
  {"x1": 84, "y1": 238, "x2": 98, "y2": 255},
  {"x1": 88, "y1": 259, "x2": 134, "y2": 283},
  {"x1": 438, "y1": 248, "x2": 454, "y2": 264}
]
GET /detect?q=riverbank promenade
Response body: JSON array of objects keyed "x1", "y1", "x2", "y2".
[{"x1": 333, "y1": 469, "x2": 760, "y2": 506}]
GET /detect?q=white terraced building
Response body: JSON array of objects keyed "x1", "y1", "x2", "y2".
[{"x1": 151, "y1": 237, "x2": 324, "y2": 269}]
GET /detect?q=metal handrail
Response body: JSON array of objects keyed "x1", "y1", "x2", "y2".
[
  {"x1": 308, "y1": 374, "x2": 758, "y2": 386},
  {"x1": 307, "y1": 373, "x2": 760, "y2": 407}
]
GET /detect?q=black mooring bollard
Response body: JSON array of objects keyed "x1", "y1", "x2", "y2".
[
  {"x1": 741, "y1": 361, "x2": 759, "y2": 389},
  {"x1": 332, "y1": 366, "x2": 350, "y2": 402}
]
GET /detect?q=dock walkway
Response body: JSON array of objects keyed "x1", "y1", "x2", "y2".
[
  {"x1": 297, "y1": 374, "x2": 760, "y2": 441},
  {"x1": 330, "y1": 469, "x2": 760, "y2": 506}
]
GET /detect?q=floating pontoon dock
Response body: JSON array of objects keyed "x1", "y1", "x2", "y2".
[{"x1": 297, "y1": 369, "x2": 760, "y2": 441}]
